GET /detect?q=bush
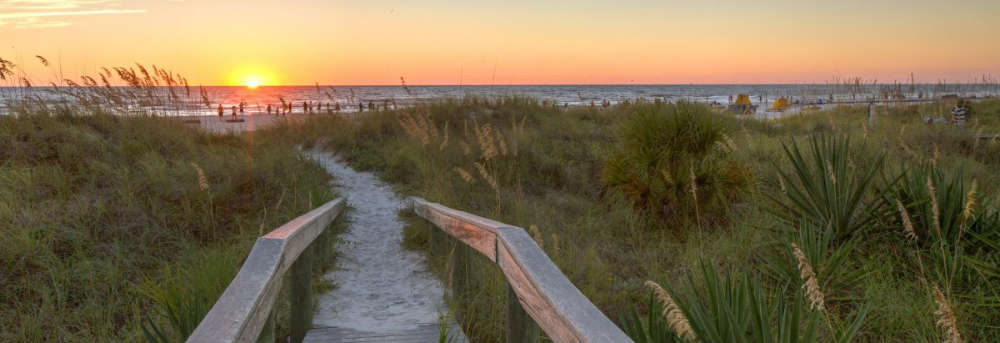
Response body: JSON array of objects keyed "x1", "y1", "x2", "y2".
[
  {"x1": 601, "y1": 102, "x2": 751, "y2": 228},
  {"x1": 767, "y1": 134, "x2": 892, "y2": 242}
]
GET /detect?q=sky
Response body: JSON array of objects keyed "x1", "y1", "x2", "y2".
[{"x1": 2, "y1": 0, "x2": 999, "y2": 86}]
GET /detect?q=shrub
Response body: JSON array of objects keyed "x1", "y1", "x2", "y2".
[
  {"x1": 601, "y1": 102, "x2": 751, "y2": 228},
  {"x1": 767, "y1": 134, "x2": 892, "y2": 242}
]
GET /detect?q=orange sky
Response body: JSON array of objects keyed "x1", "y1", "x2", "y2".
[{"x1": 3, "y1": 0, "x2": 999, "y2": 86}]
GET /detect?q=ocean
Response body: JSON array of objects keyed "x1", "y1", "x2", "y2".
[{"x1": 2, "y1": 84, "x2": 998, "y2": 117}]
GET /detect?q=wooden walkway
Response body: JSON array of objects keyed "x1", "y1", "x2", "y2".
[
  {"x1": 187, "y1": 196, "x2": 632, "y2": 343},
  {"x1": 304, "y1": 323, "x2": 468, "y2": 343}
]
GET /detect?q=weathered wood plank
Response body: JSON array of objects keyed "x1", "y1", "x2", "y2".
[
  {"x1": 410, "y1": 197, "x2": 632, "y2": 343},
  {"x1": 506, "y1": 281, "x2": 541, "y2": 343},
  {"x1": 303, "y1": 323, "x2": 468, "y2": 343},
  {"x1": 410, "y1": 197, "x2": 503, "y2": 262},
  {"x1": 496, "y1": 228, "x2": 631, "y2": 342},
  {"x1": 290, "y1": 242, "x2": 315, "y2": 343},
  {"x1": 187, "y1": 197, "x2": 346, "y2": 343}
]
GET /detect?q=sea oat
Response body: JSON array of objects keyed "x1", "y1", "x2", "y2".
[
  {"x1": 721, "y1": 133, "x2": 737, "y2": 151},
  {"x1": 474, "y1": 162, "x2": 499, "y2": 192},
  {"x1": 476, "y1": 124, "x2": 497, "y2": 161},
  {"x1": 459, "y1": 141, "x2": 472, "y2": 156},
  {"x1": 688, "y1": 166, "x2": 698, "y2": 200},
  {"x1": 896, "y1": 199, "x2": 918, "y2": 242},
  {"x1": 190, "y1": 162, "x2": 209, "y2": 191},
  {"x1": 660, "y1": 169, "x2": 674, "y2": 185},
  {"x1": 439, "y1": 122, "x2": 449, "y2": 151},
  {"x1": 962, "y1": 180, "x2": 977, "y2": 223},
  {"x1": 496, "y1": 130, "x2": 509, "y2": 156},
  {"x1": 453, "y1": 167, "x2": 475, "y2": 184},
  {"x1": 529, "y1": 225, "x2": 543, "y2": 246},
  {"x1": 933, "y1": 285, "x2": 963, "y2": 343},
  {"x1": 791, "y1": 243, "x2": 826, "y2": 311},
  {"x1": 927, "y1": 176, "x2": 942, "y2": 236},
  {"x1": 644, "y1": 281, "x2": 696, "y2": 341}
]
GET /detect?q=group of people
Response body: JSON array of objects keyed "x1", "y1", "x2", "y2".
[
  {"x1": 214, "y1": 99, "x2": 408, "y2": 119},
  {"x1": 216, "y1": 101, "x2": 247, "y2": 120}
]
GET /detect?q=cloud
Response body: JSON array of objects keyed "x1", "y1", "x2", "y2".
[
  {"x1": 0, "y1": 0, "x2": 117, "y2": 11},
  {"x1": 0, "y1": 0, "x2": 145, "y2": 29},
  {"x1": 0, "y1": 8, "x2": 146, "y2": 19}
]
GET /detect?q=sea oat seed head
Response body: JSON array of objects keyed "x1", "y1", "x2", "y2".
[
  {"x1": 791, "y1": 243, "x2": 826, "y2": 311},
  {"x1": 190, "y1": 162, "x2": 209, "y2": 191},
  {"x1": 927, "y1": 176, "x2": 942, "y2": 236},
  {"x1": 896, "y1": 199, "x2": 918, "y2": 242},
  {"x1": 644, "y1": 280, "x2": 697, "y2": 341},
  {"x1": 933, "y1": 285, "x2": 963, "y2": 343},
  {"x1": 963, "y1": 180, "x2": 977, "y2": 223}
]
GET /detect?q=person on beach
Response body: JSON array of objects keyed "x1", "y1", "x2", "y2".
[
  {"x1": 334, "y1": 102, "x2": 341, "y2": 112},
  {"x1": 239, "y1": 102, "x2": 244, "y2": 114},
  {"x1": 952, "y1": 99, "x2": 969, "y2": 127},
  {"x1": 217, "y1": 104, "x2": 223, "y2": 119},
  {"x1": 359, "y1": 102, "x2": 364, "y2": 113},
  {"x1": 368, "y1": 101, "x2": 375, "y2": 112},
  {"x1": 867, "y1": 101, "x2": 876, "y2": 126},
  {"x1": 266, "y1": 104, "x2": 271, "y2": 115},
  {"x1": 231, "y1": 106, "x2": 237, "y2": 119}
]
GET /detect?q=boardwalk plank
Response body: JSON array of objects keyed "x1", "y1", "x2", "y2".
[{"x1": 304, "y1": 323, "x2": 468, "y2": 343}]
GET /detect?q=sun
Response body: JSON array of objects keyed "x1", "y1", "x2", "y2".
[{"x1": 245, "y1": 79, "x2": 260, "y2": 89}]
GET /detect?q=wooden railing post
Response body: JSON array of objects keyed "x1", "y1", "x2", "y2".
[
  {"x1": 255, "y1": 312, "x2": 274, "y2": 343},
  {"x1": 449, "y1": 240, "x2": 469, "y2": 314},
  {"x1": 289, "y1": 243, "x2": 314, "y2": 343},
  {"x1": 506, "y1": 283, "x2": 540, "y2": 343},
  {"x1": 314, "y1": 225, "x2": 331, "y2": 267},
  {"x1": 428, "y1": 220, "x2": 443, "y2": 257}
]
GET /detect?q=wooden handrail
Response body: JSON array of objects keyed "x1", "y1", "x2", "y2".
[
  {"x1": 187, "y1": 197, "x2": 346, "y2": 343},
  {"x1": 410, "y1": 197, "x2": 633, "y2": 343}
]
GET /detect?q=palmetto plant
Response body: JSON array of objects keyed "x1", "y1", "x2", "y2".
[
  {"x1": 602, "y1": 102, "x2": 751, "y2": 227},
  {"x1": 768, "y1": 134, "x2": 891, "y2": 242},
  {"x1": 762, "y1": 222, "x2": 869, "y2": 305},
  {"x1": 622, "y1": 263, "x2": 868, "y2": 343}
]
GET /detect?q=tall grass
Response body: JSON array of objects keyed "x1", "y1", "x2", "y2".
[
  {"x1": 0, "y1": 111, "x2": 333, "y2": 342},
  {"x1": 265, "y1": 95, "x2": 1000, "y2": 342}
]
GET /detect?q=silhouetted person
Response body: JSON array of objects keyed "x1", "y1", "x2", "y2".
[
  {"x1": 239, "y1": 102, "x2": 244, "y2": 114},
  {"x1": 359, "y1": 102, "x2": 364, "y2": 113},
  {"x1": 267, "y1": 104, "x2": 272, "y2": 114},
  {"x1": 231, "y1": 106, "x2": 237, "y2": 119},
  {"x1": 334, "y1": 102, "x2": 341, "y2": 112},
  {"x1": 217, "y1": 104, "x2": 223, "y2": 119},
  {"x1": 368, "y1": 101, "x2": 375, "y2": 111}
]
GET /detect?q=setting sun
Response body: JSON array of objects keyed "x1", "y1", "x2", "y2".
[{"x1": 246, "y1": 79, "x2": 260, "y2": 89}]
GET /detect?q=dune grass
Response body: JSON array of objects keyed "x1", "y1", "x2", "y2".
[
  {"x1": 274, "y1": 96, "x2": 999, "y2": 342},
  {"x1": 0, "y1": 110, "x2": 334, "y2": 342}
]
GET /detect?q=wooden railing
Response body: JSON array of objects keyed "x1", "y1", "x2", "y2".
[
  {"x1": 187, "y1": 197, "x2": 346, "y2": 343},
  {"x1": 410, "y1": 197, "x2": 633, "y2": 343}
]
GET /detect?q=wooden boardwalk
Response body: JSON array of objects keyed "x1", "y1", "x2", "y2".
[{"x1": 304, "y1": 323, "x2": 468, "y2": 343}]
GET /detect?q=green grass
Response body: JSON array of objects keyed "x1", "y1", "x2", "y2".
[
  {"x1": 0, "y1": 111, "x2": 334, "y2": 342},
  {"x1": 276, "y1": 96, "x2": 999, "y2": 342}
]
